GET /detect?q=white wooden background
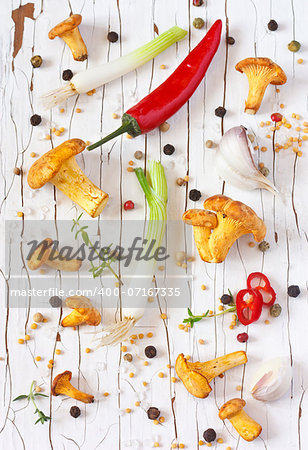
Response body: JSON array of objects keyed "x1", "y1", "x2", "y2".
[{"x1": 1, "y1": 0, "x2": 308, "y2": 449}]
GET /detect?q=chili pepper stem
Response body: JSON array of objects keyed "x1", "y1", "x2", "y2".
[{"x1": 87, "y1": 123, "x2": 132, "y2": 151}]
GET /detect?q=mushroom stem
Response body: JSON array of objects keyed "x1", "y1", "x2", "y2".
[
  {"x1": 188, "y1": 351, "x2": 248, "y2": 381},
  {"x1": 50, "y1": 157, "x2": 108, "y2": 218},
  {"x1": 228, "y1": 409, "x2": 262, "y2": 442},
  {"x1": 244, "y1": 71, "x2": 272, "y2": 115},
  {"x1": 208, "y1": 214, "x2": 249, "y2": 263},
  {"x1": 45, "y1": 249, "x2": 82, "y2": 271},
  {"x1": 61, "y1": 27, "x2": 88, "y2": 61}
]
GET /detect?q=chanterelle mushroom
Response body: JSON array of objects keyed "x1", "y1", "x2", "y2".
[
  {"x1": 183, "y1": 195, "x2": 266, "y2": 263},
  {"x1": 183, "y1": 209, "x2": 218, "y2": 262},
  {"x1": 219, "y1": 398, "x2": 262, "y2": 442},
  {"x1": 175, "y1": 351, "x2": 247, "y2": 398},
  {"x1": 235, "y1": 57, "x2": 286, "y2": 114},
  {"x1": 61, "y1": 296, "x2": 101, "y2": 327},
  {"x1": 51, "y1": 371, "x2": 94, "y2": 403},
  {"x1": 27, "y1": 237, "x2": 82, "y2": 272},
  {"x1": 48, "y1": 14, "x2": 88, "y2": 61},
  {"x1": 27, "y1": 139, "x2": 109, "y2": 218}
]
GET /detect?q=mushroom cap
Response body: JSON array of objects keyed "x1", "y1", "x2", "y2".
[
  {"x1": 219, "y1": 398, "x2": 246, "y2": 420},
  {"x1": 27, "y1": 139, "x2": 86, "y2": 189},
  {"x1": 27, "y1": 237, "x2": 53, "y2": 270},
  {"x1": 51, "y1": 370, "x2": 72, "y2": 396},
  {"x1": 48, "y1": 14, "x2": 82, "y2": 39},
  {"x1": 182, "y1": 209, "x2": 218, "y2": 228},
  {"x1": 235, "y1": 57, "x2": 287, "y2": 85},
  {"x1": 65, "y1": 295, "x2": 93, "y2": 309},
  {"x1": 175, "y1": 353, "x2": 212, "y2": 399},
  {"x1": 203, "y1": 195, "x2": 266, "y2": 242}
]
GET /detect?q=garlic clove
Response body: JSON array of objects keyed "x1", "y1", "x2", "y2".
[
  {"x1": 250, "y1": 357, "x2": 292, "y2": 402},
  {"x1": 215, "y1": 126, "x2": 279, "y2": 195}
]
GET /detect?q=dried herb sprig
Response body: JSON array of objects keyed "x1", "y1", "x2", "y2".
[
  {"x1": 13, "y1": 381, "x2": 50, "y2": 424},
  {"x1": 183, "y1": 305, "x2": 237, "y2": 328},
  {"x1": 71, "y1": 213, "x2": 121, "y2": 283}
]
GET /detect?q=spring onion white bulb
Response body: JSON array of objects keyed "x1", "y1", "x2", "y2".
[
  {"x1": 42, "y1": 26, "x2": 187, "y2": 109},
  {"x1": 250, "y1": 357, "x2": 292, "y2": 402},
  {"x1": 215, "y1": 126, "x2": 279, "y2": 195},
  {"x1": 94, "y1": 161, "x2": 168, "y2": 347}
]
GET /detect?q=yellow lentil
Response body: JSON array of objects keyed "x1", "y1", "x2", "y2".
[
  {"x1": 18, "y1": 338, "x2": 24, "y2": 344},
  {"x1": 125, "y1": 408, "x2": 131, "y2": 413},
  {"x1": 171, "y1": 377, "x2": 177, "y2": 383},
  {"x1": 298, "y1": 151, "x2": 303, "y2": 157},
  {"x1": 60, "y1": 108, "x2": 65, "y2": 113},
  {"x1": 35, "y1": 356, "x2": 41, "y2": 361},
  {"x1": 199, "y1": 339, "x2": 205, "y2": 345},
  {"x1": 138, "y1": 333, "x2": 144, "y2": 339},
  {"x1": 147, "y1": 332, "x2": 153, "y2": 338},
  {"x1": 55, "y1": 349, "x2": 61, "y2": 355},
  {"x1": 76, "y1": 108, "x2": 82, "y2": 113},
  {"x1": 217, "y1": 438, "x2": 223, "y2": 444},
  {"x1": 201, "y1": 284, "x2": 206, "y2": 290},
  {"x1": 265, "y1": 319, "x2": 270, "y2": 324},
  {"x1": 85, "y1": 347, "x2": 91, "y2": 353},
  {"x1": 153, "y1": 443, "x2": 160, "y2": 448},
  {"x1": 178, "y1": 324, "x2": 185, "y2": 330},
  {"x1": 259, "y1": 122, "x2": 264, "y2": 127},
  {"x1": 248, "y1": 242, "x2": 255, "y2": 248},
  {"x1": 218, "y1": 305, "x2": 224, "y2": 311},
  {"x1": 158, "y1": 372, "x2": 164, "y2": 378},
  {"x1": 236, "y1": 385, "x2": 242, "y2": 391},
  {"x1": 160, "y1": 313, "x2": 167, "y2": 320},
  {"x1": 103, "y1": 392, "x2": 109, "y2": 397},
  {"x1": 112, "y1": 113, "x2": 118, "y2": 119},
  {"x1": 45, "y1": 134, "x2": 51, "y2": 140},
  {"x1": 127, "y1": 167, "x2": 134, "y2": 172},
  {"x1": 25, "y1": 334, "x2": 30, "y2": 341},
  {"x1": 266, "y1": 121, "x2": 271, "y2": 126},
  {"x1": 159, "y1": 416, "x2": 165, "y2": 423},
  {"x1": 17, "y1": 211, "x2": 23, "y2": 217},
  {"x1": 59, "y1": 127, "x2": 65, "y2": 132},
  {"x1": 144, "y1": 361, "x2": 149, "y2": 366},
  {"x1": 184, "y1": 175, "x2": 189, "y2": 182},
  {"x1": 30, "y1": 323, "x2": 37, "y2": 330},
  {"x1": 121, "y1": 346, "x2": 127, "y2": 352},
  {"x1": 129, "y1": 372, "x2": 134, "y2": 378},
  {"x1": 143, "y1": 381, "x2": 148, "y2": 386},
  {"x1": 135, "y1": 401, "x2": 140, "y2": 406},
  {"x1": 153, "y1": 419, "x2": 159, "y2": 425},
  {"x1": 179, "y1": 445, "x2": 185, "y2": 449}
]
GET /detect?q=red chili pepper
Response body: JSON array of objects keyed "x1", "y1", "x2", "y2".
[
  {"x1": 88, "y1": 20, "x2": 222, "y2": 151},
  {"x1": 236, "y1": 289, "x2": 263, "y2": 326},
  {"x1": 247, "y1": 272, "x2": 276, "y2": 307},
  {"x1": 247, "y1": 272, "x2": 272, "y2": 291}
]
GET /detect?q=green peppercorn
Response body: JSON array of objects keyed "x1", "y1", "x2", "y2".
[
  {"x1": 260, "y1": 166, "x2": 269, "y2": 177},
  {"x1": 270, "y1": 303, "x2": 282, "y2": 317},
  {"x1": 288, "y1": 40, "x2": 301, "y2": 52},
  {"x1": 258, "y1": 241, "x2": 270, "y2": 252},
  {"x1": 30, "y1": 55, "x2": 42, "y2": 68},
  {"x1": 193, "y1": 18, "x2": 205, "y2": 29}
]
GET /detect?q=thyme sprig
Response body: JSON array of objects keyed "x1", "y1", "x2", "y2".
[
  {"x1": 183, "y1": 306, "x2": 237, "y2": 328},
  {"x1": 13, "y1": 381, "x2": 50, "y2": 424},
  {"x1": 71, "y1": 213, "x2": 121, "y2": 283}
]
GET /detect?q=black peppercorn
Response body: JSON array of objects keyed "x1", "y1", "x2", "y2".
[
  {"x1": 287, "y1": 285, "x2": 300, "y2": 298},
  {"x1": 220, "y1": 294, "x2": 232, "y2": 305},
  {"x1": 62, "y1": 69, "x2": 73, "y2": 81},
  {"x1": 163, "y1": 144, "x2": 175, "y2": 155},
  {"x1": 268, "y1": 20, "x2": 278, "y2": 31},
  {"x1": 49, "y1": 296, "x2": 62, "y2": 308},
  {"x1": 215, "y1": 106, "x2": 226, "y2": 118},
  {"x1": 203, "y1": 428, "x2": 216, "y2": 442},
  {"x1": 227, "y1": 36, "x2": 235, "y2": 45},
  {"x1": 70, "y1": 406, "x2": 81, "y2": 418},
  {"x1": 30, "y1": 114, "x2": 42, "y2": 126},
  {"x1": 145, "y1": 345, "x2": 157, "y2": 358},
  {"x1": 107, "y1": 31, "x2": 119, "y2": 43},
  {"x1": 189, "y1": 189, "x2": 202, "y2": 201},
  {"x1": 147, "y1": 407, "x2": 160, "y2": 420}
]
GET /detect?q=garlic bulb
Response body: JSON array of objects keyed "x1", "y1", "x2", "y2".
[
  {"x1": 215, "y1": 126, "x2": 279, "y2": 195},
  {"x1": 250, "y1": 357, "x2": 292, "y2": 402}
]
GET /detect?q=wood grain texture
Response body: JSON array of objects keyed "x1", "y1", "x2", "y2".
[{"x1": 0, "y1": 0, "x2": 307, "y2": 449}]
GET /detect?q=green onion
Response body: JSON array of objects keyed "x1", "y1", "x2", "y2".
[
  {"x1": 94, "y1": 161, "x2": 168, "y2": 347},
  {"x1": 42, "y1": 26, "x2": 187, "y2": 109}
]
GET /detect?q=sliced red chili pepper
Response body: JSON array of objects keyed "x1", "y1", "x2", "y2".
[
  {"x1": 247, "y1": 272, "x2": 276, "y2": 307},
  {"x1": 247, "y1": 272, "x2": 271, "y2": 291},
  {"x1": 88, "y1": 20, "x2": 222, "y2": 150},
  {"x1": 236, "y1": 289, "x2": 263, "y2": 326},
  {"x1": 258, "y1": 285, "x2": 276, "y2": 307}
]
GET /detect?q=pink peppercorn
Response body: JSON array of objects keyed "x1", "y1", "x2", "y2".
[
  {"x1": 237, "y1": 332, "x2": 248, "y2": 343},
  {"x1": 124, "y1": 200, "x2": 134, "y2": 211}
]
